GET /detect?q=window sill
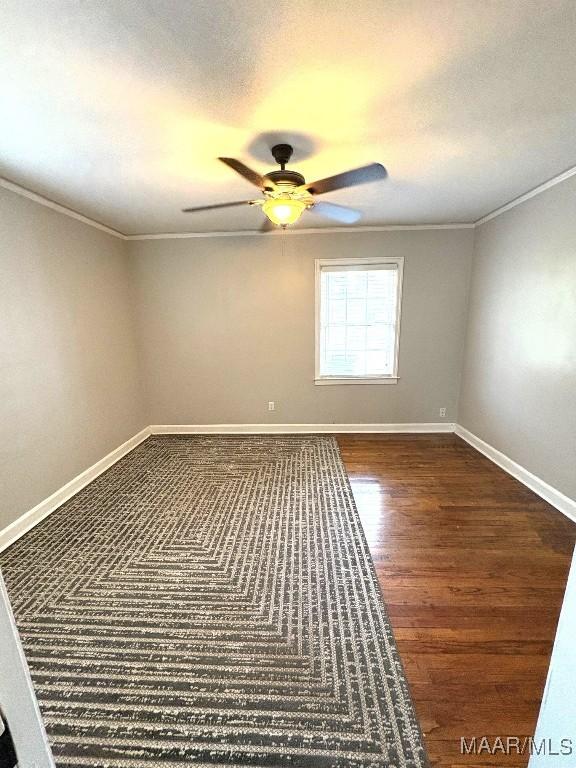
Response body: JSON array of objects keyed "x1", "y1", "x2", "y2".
[{"x1": 314, "y1": 376, "x2": 399, "y2": 386}]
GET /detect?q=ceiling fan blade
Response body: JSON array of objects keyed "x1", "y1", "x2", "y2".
[
  {"x1": 303, "y1": 163, "x2": 387, "y2": 195},
  {"x1": 219, "y1": 157, "x2": 265, "y2": 188},
  {"x1": 182, "y1": 200, "x2": 252, "y2": 213},
  {"x1": 259, "y1": 217, "x2": 275, "y2": 233},
  {"x1": 311, "y1": 201, "x2": 362, "y2": 224}
]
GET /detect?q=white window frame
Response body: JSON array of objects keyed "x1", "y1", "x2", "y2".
[{"x1": 314, "y1": 256, "x2": 404, "y2": 385}]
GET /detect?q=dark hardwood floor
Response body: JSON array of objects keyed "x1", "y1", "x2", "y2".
[{"x1": 336, "y1": 433, "x2": 576, "y2": 768}]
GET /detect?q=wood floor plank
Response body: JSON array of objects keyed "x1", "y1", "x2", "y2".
[{"x1": 337, "y1": 433, "x2": 575, "y2": 768}]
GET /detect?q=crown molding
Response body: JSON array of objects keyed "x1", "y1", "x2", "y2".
[
  {"x1": 475, "y1": 164, "x2": 576, "y2": 226},
  {"x1": 125, "y1": 223, "x2": 474, "y2": 240},
  {"x1": 0, "y1": 176, "x2": 125, "y2": 239},
  {"x1": 4, "y1": 160, "x2": 576, "y2": 240},
  {"x1": 0, "y1": 179, "x2": 475, "y2": 238}
]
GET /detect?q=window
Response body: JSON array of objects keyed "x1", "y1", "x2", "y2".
[{"x1": 315, "y1": 257, "x2": 403, "y2": 384}]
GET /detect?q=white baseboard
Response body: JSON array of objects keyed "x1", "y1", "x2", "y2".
[
  {"x1": 4, "y1": 421, "x2": 572, "y2": 555},
  {"x1": 149, "y1": 422, "x2": 455, "y2": 435},
  {"x1": 0, "y1": 427, "x2": 151, "y2": 554},
  {"x1": 0, "y1": 422, "x2": 452, "y2": 553},
  {"x1": 455, "y1": 424, "x2": 576, "y2": 523}
]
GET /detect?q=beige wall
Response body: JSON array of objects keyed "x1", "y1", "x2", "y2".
[
  {"x1": 0, "y1": 188, "x2": 145, "y2": 530},
  {"x1": 459, "y1": 176, "x2": 576, "y2": 500},
  {"x1": 5, "y1": 171, "x2": 573, "y2": 529},
  {"x1": 128, "y1": 229, "x2": 474, "y2": 426}
]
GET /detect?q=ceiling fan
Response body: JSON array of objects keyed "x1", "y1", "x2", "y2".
[{"x1": 182, "y1": 144, "x2": 387, "y2": 230}]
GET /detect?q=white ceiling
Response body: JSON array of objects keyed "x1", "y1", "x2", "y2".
[{"x1": 1, "y1": 0, "x2": 576, "y2": 235}]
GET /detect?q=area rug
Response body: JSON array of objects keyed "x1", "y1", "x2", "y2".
[{"x1": 0, "y1": 435, "x2": 428, "y2": 767}]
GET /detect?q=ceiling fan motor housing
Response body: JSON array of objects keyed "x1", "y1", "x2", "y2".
[{"x1": 264, "y1": 169, "x2": 306, "y2": 189}]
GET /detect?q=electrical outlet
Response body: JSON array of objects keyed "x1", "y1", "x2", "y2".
[
  {"x1": 268, "y1": 401, "x2": 275, "y2": 411},
  {"x1": 439, "y1": 407, "x2": 447, "y2": 418}
]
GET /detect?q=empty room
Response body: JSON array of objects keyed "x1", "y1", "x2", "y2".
[{"x1": 1, "y1": 2, "x2": 575, "y2": 767}]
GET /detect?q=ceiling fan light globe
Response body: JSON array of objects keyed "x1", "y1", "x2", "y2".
[{"x1": 262, "y1": 197, "x2": 307, "y2": 226}]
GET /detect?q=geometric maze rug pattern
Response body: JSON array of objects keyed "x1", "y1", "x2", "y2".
[{"x1": 1, "y1": 435, "x2": 428, "y2": 767}]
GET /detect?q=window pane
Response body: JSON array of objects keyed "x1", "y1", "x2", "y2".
[
  {"x1": 367, "y1": 272, "x2": 387, "y2": 297},
  {"x1": 366, "y1": 350, "x2": 390, "y2": 375},
  {"x1": 346, "y1": 325, "x2": 366, "y2": 351},
  {"x1": 326, "y1": 325, "x2": 345, "y2": 351},
  {"x1": 347, "y1": 298, "x2": 366, "y2": 324},
  {"x1": 328, "y1": 298, "x2": 346, "y2": 324},
  {"x1": 343, "y1": 351, "x2": 365, "y2": 376},
  {"x1": 319, "y1": 264, "x2": 399, "y2": 378},
  {"x1": 366, "y1": 298, "x2": 387, "y2": 323},
  {"x1": 345, "y1": 271, "x2": 368, "y2": 298},
  {"x1": 366, "y1": 324, "x2": 386, "y2": 350},
  {"x1": 327, "y1": 273, "x2": 347, "y2": 299}
]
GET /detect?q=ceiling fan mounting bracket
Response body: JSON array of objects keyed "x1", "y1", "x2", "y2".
[{"x1": 271, "y1": 143, "x2": 294, "y2": 170}]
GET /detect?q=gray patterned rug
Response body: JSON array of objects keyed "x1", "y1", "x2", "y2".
[{"x1": 1, "y1": 435, "x2": 427, "y2": 768}]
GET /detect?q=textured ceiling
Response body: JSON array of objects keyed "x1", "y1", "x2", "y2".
[{"x1": 1, "y1": 0, "x2": 576, "y2": 235}]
